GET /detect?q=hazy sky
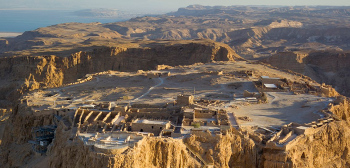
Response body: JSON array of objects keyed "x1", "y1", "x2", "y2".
[{"x1": 1, "y1": 0, "x2": 349, "y2": 12}]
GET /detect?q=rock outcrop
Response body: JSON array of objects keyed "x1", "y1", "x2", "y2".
[
  {"x1": 184, "y1": 131, "x2": 260, "y2": 167},
  {"x1": 1, "y1": 104, "x2": 201, "y2": 168},
  {"x1": 1, "y1": 64, "x2": 350, "y2": 168},
  {"x1": 262, "y1": 51, "x2": 350, "y2": 96},
  {"x1": 263, "y1": 98, "x2": 350, "y2": 167},
  {"x1": 48, "y1": 124, "x2": 200, "y2": 168},
  {"x1": 1, "y1": 5, "x2": 350, "y2": 168},
  {"x1": 262, "y1": 121, "x2": 350, "y2": 168},
  {"x1": 3, "y1": 99, "x2": 350, "y2": 168},
  {"x1": 0, "y1": 40, "x2": 239, "y2": 108}
]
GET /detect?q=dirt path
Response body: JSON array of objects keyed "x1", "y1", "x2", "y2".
[{"x1": 132, "y1": 77, "x2": 164, "y2": 102}]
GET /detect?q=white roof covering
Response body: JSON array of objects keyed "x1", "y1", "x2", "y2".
[
  {"x1": 82, "y1": 104, "x2": 96, "y2": 108},
  {"x1": 264, "y1": 84, "x2": 278, "y2": 89},
  {"x1": 261, "y1": 76, "x2": 280, "y2": 80},
  {"x1": 184, "y1": 108, "x2": 194, "y2": 113},
  {"x1": 296, "y1": 126, "x2": 309, "y2": 130},
  {"x1": 134, "y1": 119, "x2": 168, "y2": 125},
  {"x1": 246, "y1": 97, "x2": 257, "y2": 100}
]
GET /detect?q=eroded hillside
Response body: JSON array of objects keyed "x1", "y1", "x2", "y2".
[
  {"x1": 0, "y1": 5, "x2": 350, "y2": 168},
  {"x1": 0, "y1": 39, "x2": 239, "y2": 108},
  {"x1": 263, "y1": 50, "x2": 350, "y2": 96},
  {"x1": 1, "y1": 5, "x2": 349, "y2": 97},
  {"x1": 1, "y1": 6, "x2": 350, "y2": 57}
]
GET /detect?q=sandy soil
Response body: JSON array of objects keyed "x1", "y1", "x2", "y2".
[{"x1": 231, "y1": 92, "x2": 332, "y2": 128}]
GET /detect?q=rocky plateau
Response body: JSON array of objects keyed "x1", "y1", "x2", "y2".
[{"x1": 0, "y1": 5, "x2": 350, "y2": 168}]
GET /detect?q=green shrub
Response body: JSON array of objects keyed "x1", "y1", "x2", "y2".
[{"x1": 192, "y1": 123, "x2": 201, "y2": 128}]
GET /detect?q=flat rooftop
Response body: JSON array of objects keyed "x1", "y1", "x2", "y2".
[
  {"x1": 261, "y1": 76, "x2": 280, "y2": 79},
  {"x1": 264, "y1": 84, "x2": 278, "y2": 89},
  {"x1": 183, "y1": 108, "x2": 194, "y2": 113},
  {"x1": 134, "y1": 119, "x2": 169, "y2": 125}
]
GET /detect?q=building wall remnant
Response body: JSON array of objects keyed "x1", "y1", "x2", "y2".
[
  {"x1": 183, "y1": 108, "x2": 194, "y2": 119},
  {"x1": 177, "y1": 95, "x2": 194, "y2": 106},
  {"x1": 194, "y1": 108, "x2": 216, "y2": 118},
  {"x1": 260, "y1": 76, "x2": 281, "y2": 85},
  {"x1": 131, "y1": 119, "x2": 171, "y2": 135}
]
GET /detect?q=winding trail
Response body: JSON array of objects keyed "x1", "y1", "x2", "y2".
[{"x1": 132, "y1": 78, "x2": 164, "y2": 102}]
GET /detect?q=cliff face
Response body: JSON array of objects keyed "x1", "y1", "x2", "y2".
[
  {"x1": 184, "y1": 131, "x2": 260, "y2": 168},
  {"x1": 5, "y1": 119, "x2": 201, "y2": 168},
  {"x1": 287, "y1": 121, "x2": 350, "y2": 168},
  {"x1": 263, "y1": 51, "x2": 350, "y2": 97},
  {"x1": 305, "y1": 52, "x2": 350, "y2": 72},
  {"x1": 0, "y1": 40, "x2": 239, "y2": 166},
  {"x1": 262, "y1": 98, "x2": 350, "y2": 168},
  {"x1": 330, "y1": 98, "x2": 350, "y2": 124},
  {"x1": 262, "y1": 52, "x2": 308, "y2": 74},
  {"x1": 215, "y1": 133, "x2": 259, "y2": 167},
  {"x1": 129, "y1": 138, "x2": 200, "y2": 168},
  {"x1": 2, "y1": 98, "x2": 350, "y2": 168},
  {"x1": 1, "y1": 102, "x2": 201, "y2": 168},
  {"x1": 262, "y1": 121, "x2": 350, "y2": 168},
  {"x1": 0, "y1": 103, "x2": 54, "y2": 167},
  {"x1": 0, "y1": 40, "x2": 238, "y2": 108}
]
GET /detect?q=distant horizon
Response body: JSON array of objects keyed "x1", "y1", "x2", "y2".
[
  {"x1": 1, "y1": 0, "x2": 350, "y2": 13},
  {"x1": 0, "y1": 4, "x2": 350, "y2": 13},
  {"x1": 1, "y1": 3, "x2": 350, "y2": 33}
]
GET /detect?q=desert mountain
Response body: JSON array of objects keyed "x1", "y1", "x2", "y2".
[
  {"x1": 0, "y1": 5, "x2": 350, "y2": 168},
  {"x1": 1, "y1": 5, "x2": 349, "y2": 96}
]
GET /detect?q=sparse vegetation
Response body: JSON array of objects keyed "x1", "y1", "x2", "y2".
[{"x1": 192, "y1": 123, "x2": 201, "y2": 128}]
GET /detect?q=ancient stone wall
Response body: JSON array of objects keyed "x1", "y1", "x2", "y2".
[
  {"x1": 177, "y1": 95, "x2": 194, "y2": 106},
  {"x1": 131, "y1": 121, "x2": 170, "y2": 135}
]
